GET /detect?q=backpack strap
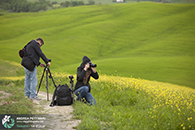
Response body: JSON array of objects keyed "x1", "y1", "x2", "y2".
[
  {"x1": 50, "y1": 86, "x2": 58, "y2": 107},
  {"x1": 23, "y1": 40, "x2": 33, "y2": 51},
  {"x1": 19, "y1": 40, "x2": 34, "y2": 58}
]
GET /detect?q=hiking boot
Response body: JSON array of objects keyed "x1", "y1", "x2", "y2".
[{"x1": 30, "y1": 96, "x2": 41, "y2": 100}]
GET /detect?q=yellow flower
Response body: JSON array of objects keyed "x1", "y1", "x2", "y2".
[{"x1": 187, "y1": 117, "x2": 192, "y2": 120}]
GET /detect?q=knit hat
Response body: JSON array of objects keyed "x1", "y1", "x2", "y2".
[{"x1": 82, "y1": 55, "x2": 91, "y2": 65}]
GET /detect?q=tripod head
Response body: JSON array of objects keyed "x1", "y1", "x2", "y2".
[
  {"x1": 69, "y1": 75, "x2": 74, "y2": 91},
  {"x1": 69, "y1": 75, "x2": 74, "y2": 83},
  {"x1": 41, "y1": 59, "x2": 51, "y2": 68}
]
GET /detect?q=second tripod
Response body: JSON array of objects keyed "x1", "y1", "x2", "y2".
[{"x1": 37, "y1": 65, "x2": 56, "y2": 101}]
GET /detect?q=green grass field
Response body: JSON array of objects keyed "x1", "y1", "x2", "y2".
[
  {"x1": 0, "y1": 3, "x2": 195, "y2": 129},
  {"x1": 0, "y1": 2, "x2": 195, "y2": 89}
]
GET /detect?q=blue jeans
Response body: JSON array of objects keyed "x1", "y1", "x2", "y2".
[
  {"x1": 23, "y1": 67, "x2": 37, "y2": 98},
  {"x1": 74, "y1": 86, "x2": 96, "y2": 105}
]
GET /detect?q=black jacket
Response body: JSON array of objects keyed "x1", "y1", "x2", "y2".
[
  {"x1": 22, "y1": 40, "x2": 49, "y2": 70},
  {"x1": 75, "y1": 63, "x2": 99, "y2": 92},
  {"x1": 26, "y1": 40, "x2": 49, "y2": 66}
]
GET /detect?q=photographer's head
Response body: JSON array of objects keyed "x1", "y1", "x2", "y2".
[
  {"x1": 82, "y1": 55, "x2": 91, "y2": 65},
  {"x1": 82, "y1": 56, "x2": 97, "y2": 72},
  {"x1": 36, "y1": 38, "x2": 44, "y2": 47}
]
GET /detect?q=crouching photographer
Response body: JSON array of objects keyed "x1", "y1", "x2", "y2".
[{"x1": 74, "y1": 56, "x2": 99, "y2": 105}]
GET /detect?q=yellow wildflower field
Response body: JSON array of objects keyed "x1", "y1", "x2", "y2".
[{"x1": 0, "y1": 72, "x2": 194, "y2": 129}]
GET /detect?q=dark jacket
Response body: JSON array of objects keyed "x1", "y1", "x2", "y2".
[
  {"x1": 21, "y1": 40, "x2": 49, "y2": 70},
  {"x1": 75, "y1": 63, "x2": 99, "y2": 92}
]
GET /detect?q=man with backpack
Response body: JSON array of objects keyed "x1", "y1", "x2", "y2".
[
  {"x1": 74, "y1": 56, "x2": 99, "y2": 105},
  {"x1": 21, "y1": 38, "x2": 50, "y2": 100}
]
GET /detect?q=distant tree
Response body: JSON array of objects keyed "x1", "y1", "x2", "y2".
[
  {"x1": 29, "y1": 1, "x2": 47, "y2": 12},
  {"x1": 60, "y1": 2, "x2": 65, "y2": 7},
  {"x1": 39, "y1": 0, "x2": 52, "y2": 7},
  {"x1": 61, "y1": 1, "x2": 71, "y2": 7},
  {"x1": 71, "y1": 1, "x2": 78, "y2": 6},
  {"x1": 88, "y1": 0, "x2": 95, "y2": 5},
  {"x1": 39, "y1": 0, "x2": 46, "y2": 2},
  {"x1": 52, "y1": 1, "x2": 58, "y2": 4},
  {"x1": 1, "y1": 3, "x2": 10, "y2": 10},
  {"x1": 78, "y1": 1, "x2": 85, "y2": 6},
  {"x1": 65, "y1": 1, "x2": 71, "y2": 7},
  {"x1": 0, "y1": 0, "x2": 50, "y2": 12},
  {"x1": 7, "y1": 0, "x2": 30, "y2": 12}
]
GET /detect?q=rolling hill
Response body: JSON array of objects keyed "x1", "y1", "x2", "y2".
[{"x1": 0, "y1": 2, "x2": 195, "y2": 88}]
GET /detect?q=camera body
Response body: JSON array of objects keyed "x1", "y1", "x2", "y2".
[{"x1": 89, "y1": 63, "x2": 97, "y2": 68}]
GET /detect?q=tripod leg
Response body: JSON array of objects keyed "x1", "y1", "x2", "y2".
[
  {"x1": 46, "y1": 68, "x2": 49, "y2": 101},
  {"x1": 70, "y1": 80, "x2": 75, "y2": 100},
  {"x1": 47, "y1": 68, "x2": 57, "y2": 88},
  {"x1": 37, "y1": 67, "x2": 46, "y2": 94}
]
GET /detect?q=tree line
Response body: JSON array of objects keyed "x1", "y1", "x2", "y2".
[
  {"x1": 0, "y1": 0, "x2": 96, "y2": 12},
  {"x1": 60, "y1": 0, "x2": 95, "y2": 7},
  {"x1": 0, "y1": 0, "x2": 52, "y2": 12}
]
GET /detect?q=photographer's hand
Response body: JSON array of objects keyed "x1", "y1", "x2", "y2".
[
  {"x1": 40, "y1": 63, "x2": 45, "y2": 67},
  {"x1": 47, "y1": 62, "x2": 51, "y2": 66},
  {"x1": 84, "y1": 63, "x2": 90, "y2": 71},
  {"x1": 91, "y1": 67, "x2": 96, "y2": 73}
]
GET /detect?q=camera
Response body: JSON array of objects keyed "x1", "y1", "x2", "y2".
[
  {"x1": 89, "y1": 63, "x2": 97, "y2": 68},
  {"x1": 69, "y1": 75, "x2": 74, "y2": 80}
]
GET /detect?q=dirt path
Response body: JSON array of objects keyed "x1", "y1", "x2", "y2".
[
  {"x1": 0, "y1": 90, "x2": 81, "y2": 129},
  {"x1": 33, "y1": 91, "x2": 81, "y2": 130}
]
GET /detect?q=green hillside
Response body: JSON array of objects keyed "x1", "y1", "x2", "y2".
[{"x1": 0, "y1": 2, "x2": 195, "y2": 88}]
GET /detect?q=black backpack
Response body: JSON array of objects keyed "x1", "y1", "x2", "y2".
[
  {"x1": 50, "y1": 84, "x2": 73, "y2": 106},
  {"x1": 19, "y1": 41, "x2": 32, "y2": 58}
]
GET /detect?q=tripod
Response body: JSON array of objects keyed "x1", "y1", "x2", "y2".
[
  {"x1": 69, "y1": 75, "x2": 75, "y2": 101},
  {"x1": 37, "y1": 65, "x2": 57, "y2": 101}
]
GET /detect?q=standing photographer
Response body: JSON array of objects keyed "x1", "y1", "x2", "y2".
[
  {"x1": 21, "y1": 38, "x2": 50, "y2": 100},
  {"x1": 75, "y1": 56, "x2": 99, "y2": 105}
]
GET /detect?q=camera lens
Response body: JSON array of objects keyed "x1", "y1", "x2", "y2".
[{"x1": 90, "y1": 63, "x2": 97, "y2": 68}]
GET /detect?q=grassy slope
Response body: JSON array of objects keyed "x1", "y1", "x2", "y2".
[
  {"x1": 0, "y1": 3, "x2": 194, "y2": 88},
  {"x1": 0, "y1": 60, "x2": 23, "y2": 77}
]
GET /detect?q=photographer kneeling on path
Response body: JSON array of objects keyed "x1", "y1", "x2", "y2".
[
  {"x1": 74, "y1": 56, "x2": 99, "y2": 105},
  {"x1": 21, "y1": 38, "x2": 50, "y2": 100}
]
